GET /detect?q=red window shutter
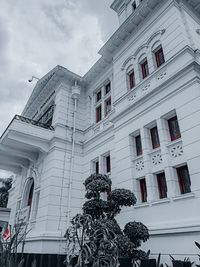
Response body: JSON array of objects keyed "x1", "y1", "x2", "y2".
[
  {"x1": 141, "y1": 59, "x2": 149, "y2": 79},
  {"x1": 155, "y1": 47, "x2": 165, "y2": 68},
  {"x1": 168, "y1": 116, "x2": 181, "y2": 141},
  {"x1": 157, "y1": 173, "x2": 167, "y2": 199},
  {"x1": 96, "y1": 105, "x2": 102, "y2": 123},
  {"x1": 150, "y1": 126, "x2": 160, "y2": 149},
  {"x1": 140, "y1": 179, "x2": 147, "y2": 202},
  {"x1": 129, "y1": 70, "x2": 135, "y2": 89},
  {"x1": 135, "y1": 135, "x2": 142, "y2": 156},
  {"x1": 176, "y1": 166, "x2": 191, "y2": 194}
]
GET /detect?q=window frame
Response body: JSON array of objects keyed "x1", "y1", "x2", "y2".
[
  {"x1": 127, "y1": 69, "x2": 135, "y2": 90},
  {"x1": 150, "y1": 126, "x2": 160, "y2": 149},
  {"x1": 168, "y1": 116, "x2": 181, "y2": 141},
  {"x1": 135, "y1": 134, "x2": 143, "y2": 156},
  {"x1": 154, "y1": 45, "x2": 165, "y2": 68},
  {"x1": 140, "y1": 57, "x2": 149, "y2": 79},
  {"x1": 156, "y1": 172, "x2": 167, "y2": 199},
  {"x1": 94, "y1": 81, "x2": 112, "y2": 123},
  {"x1": 139, "y1": 178, "x2": 147, "y2": 203},
  {"x1": 96, "y1": 105, "x2": 102, "y2": 123},
  {"x1": 176, "y1": 165, "x2": 191, "y2": 195}
]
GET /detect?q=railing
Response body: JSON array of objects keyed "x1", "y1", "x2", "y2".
[
  {"x1": 14, "y1": 115, "x2": 54, "y2": 130},
  {"x1": 0, "y1": 115, "x2": 54, "y2": 140}
]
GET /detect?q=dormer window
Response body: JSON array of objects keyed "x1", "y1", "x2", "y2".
[{"x1": 140, "y1": 58, "x2": 149, "y2": 79}]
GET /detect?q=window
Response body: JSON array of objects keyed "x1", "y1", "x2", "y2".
[
  {"x1": 96, "y1": 105, "x2": 102, "y2": 123},
  {"x1": 140, "y1": 58, "x2": 149, "y2": 79},
  {"x1": 104, "y1": 97, "x2": 111, "y2": 116},
  {"x1": 132, "y1": 1, "x2": 136, "y2": 10},
  {"x1": 128, "y1": 69, "x2": 135, "y2": 89},
  {"x1": 150, "y1": 126, "x2": 160, "y2": 149},
  {"x1": 28, "y1": 182, "x2": 34, "y2": 208},
  {"x1": 94, "y1": 81, "x2": 112, "y2": 123},
  {"x1": 94, "y1": 160, "x2": 99, "y2": 174},
  {"x1": 135, "y1": 135, "x2": 142, "y2": 156},
  {"x1": 96, "y1": 90, "x2": 101, "y2": 102},
  {"x1": 105, "y1": 82, "x2": 111, "y2": 95},
  {"x1": 105, "y1": 155, "x2": 111, "y2": 173},
  {"x1": 156, "y1": 172, "x2": 167, "y2": 199},
  {"x1": 168, "y1": 116, "x2": 181, "y2": 141},
  {"x1": 154, "y1": 46, "x2": 165, "y2": 68},
  {"x1": 139, "y1": 178, "x2": 147, "y2": 203},
  {"x1": 176, "y1": 165, "x2": 191, "y2": 194}
]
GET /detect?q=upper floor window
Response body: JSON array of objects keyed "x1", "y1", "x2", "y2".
[
  {"x1": 105, "y1": 82, "x2": 111, "y2": 95},
  {"x1": 135, "y1": 134, "x2": 142, "y2": 156},
  {"x1": 96, "y1": 105, "x2": 102, "y2": 123},
  {"x1": 132, "y1": 1, "x2": 136, "y2": 10},
  {"x1": 139, "y1": 178, "x2": 147, "y2": 203},
  {"x1": 150, "y1": 126, "x2": 160, "y2": 149},
  {"x1": 156, "y1": 172, "x2": 167, "y2": 199},
  {"x1": 105, "y1": 97, "x2": 111, "y2": 116},
  {"x1": 140, "y1": 58, "x2": 149, "y2": 79},
  {"x1": 96, "y1": 90, "x2": 102, "y2": 102},
  {"x1": 168, "y1": 116, "x2": 181, "y2": 141},
  {"x1": 154, "y1": 45, "x2": 165, "y2": 68},
  {"x1": 105, "y1": 154, "x2": 111, "y2": 174},
  {"x1": 94, "y1": 81, "x2": 112, "y2": 123},
  {"x1": 176, "y1": 165, "x2": 191, "y2": 194},
  {"x1": 127, "y1": 69, "x2": 135, "y2": 90},
  {"x1": 38, "y1": 104, "x2": 54, "y2": 126},
  {"x1": 92, "y1": 159, "x2": 99, "y2": 174}
]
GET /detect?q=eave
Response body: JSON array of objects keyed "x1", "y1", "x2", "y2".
[
  {"x1": 99, "y1": 0, "x2": 161, "y2": 58},
  {"x1": 22, "y1": 65, "x2": 83, "y2": 118}
]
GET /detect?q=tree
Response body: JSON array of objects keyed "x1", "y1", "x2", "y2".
[
  {"x1": 65, "y1": 174, "x2": 149, "y2": 267},
  {"x1": 0, "y1": 177, "x2": 13, "y2": 208}
]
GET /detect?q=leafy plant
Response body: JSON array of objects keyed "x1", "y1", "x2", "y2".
[
  {"x1": 65, "y1": 173, "x2": 150, "y2": 267},
  {"x1": 0, "y1": 177, "x2": 13, "y2": 207}
]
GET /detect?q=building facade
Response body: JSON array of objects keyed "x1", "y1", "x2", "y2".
[{"x1": 0, "y1": 0, "x2": 200, "y2": 262}]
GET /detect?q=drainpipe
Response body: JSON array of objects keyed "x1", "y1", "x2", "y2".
[{"x1": 66, "y1": 81, "x2": 81, "y2": 228}]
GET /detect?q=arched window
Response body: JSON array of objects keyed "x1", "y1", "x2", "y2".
[
  {"x1": 138, "y1": 54, "x2": 149, "y2": 80},
  {"x1": 27, "y1": 181, "x2": 34, "y2": 208},
  {"x1": 126, "y1": 65, "x2": 135, "y2": 90},
  {"x1": 152, "y1": 42, "x2": 165, "y2": 69}
]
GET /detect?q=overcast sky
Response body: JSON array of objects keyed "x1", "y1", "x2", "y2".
[{"x1": 0, "y1": 0, "x2": 118, "y2": 177}]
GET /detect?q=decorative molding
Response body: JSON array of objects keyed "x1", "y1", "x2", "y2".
[
  {"x1": 170, "y1": 145, "x2": 183, "y2": 158},
  {"x1": 146, "y1": 29, "x2": 166, "y2": 46},
  {"x1": 196, "y1": 29, "x2": 200, "y2": 35},
  {"x1": 135, "y1": 160, "x2": 144, "y2": 171},
  {"x1": 128, "y1": 92, "x2": 137, "y2": 102},
  {"x1": 121, "y1": 29, "x2": 166, "y2": 71},
  {"x1": 152, "y1": 153, "x2": 163, "y2": 166},
  {"x1": 157, "y1": 70, "x2": 167, "y2": 81}
]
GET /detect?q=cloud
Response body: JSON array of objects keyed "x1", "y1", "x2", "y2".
[{"x1": 0, "y1": 0, "x2": 118, "y2": 176}]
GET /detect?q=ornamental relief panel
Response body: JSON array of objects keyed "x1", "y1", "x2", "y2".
[
  {"x1": 135, "y1": 160, "x2": 144, "y2": 172},
  {"x1": 170, "y1": 145, "x2": 183, "y2": 158},
  {"x1": 152, "y1": 153, "x2": 163, "y2": 166}
]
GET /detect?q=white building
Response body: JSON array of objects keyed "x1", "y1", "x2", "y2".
[{"x1": 0, "y1": 0, "x2": 200, "y2": 262}]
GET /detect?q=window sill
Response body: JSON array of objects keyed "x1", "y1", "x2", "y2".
[
  {"x1": 151, "y1": 198, "x2": 171, "y2": 206},
  {"x1": 172, "y1": 192, "x2": 195, "y2": 201},
  {"x1": 134, "y1": 202, "x2": 150, "y2": 209},
  {"x1": 166, "y1": 138, "x2": 182, "y2": 147},
  {"x1": 147, "y1": 147, "x2": 161, "y2": 155},
  {"x1": 132, "y1": 155, "x2": 143, "y2": 162}
]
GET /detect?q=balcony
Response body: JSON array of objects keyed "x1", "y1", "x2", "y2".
[{"x1": 0, "y1": 115, "x2": 54, "y2": 173}]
